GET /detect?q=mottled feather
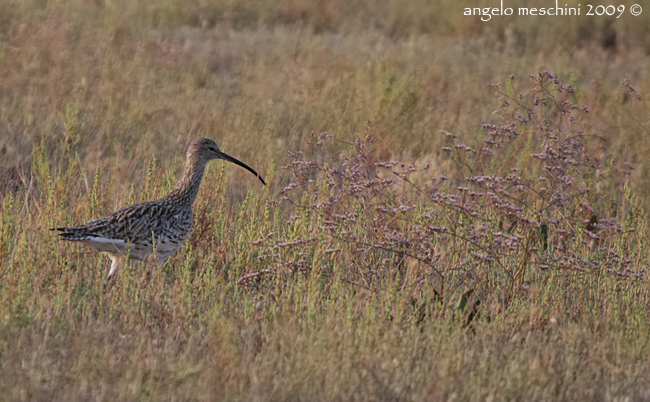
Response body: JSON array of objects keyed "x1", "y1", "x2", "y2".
[{"x1": 54, "y1": 138, "x2": 265, "y2": 281}]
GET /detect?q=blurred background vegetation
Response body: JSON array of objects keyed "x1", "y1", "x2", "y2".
[
  {"x1": 1, "y1": 0, "x2": 649, "y2": 189},
  {"x1": 1, "y1": 0, "x2": 650, "y2": 400}
]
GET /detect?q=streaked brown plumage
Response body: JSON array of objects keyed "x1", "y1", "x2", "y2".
[{"x1": 54, "y1": 138, "x2": 265, "y2": 281}]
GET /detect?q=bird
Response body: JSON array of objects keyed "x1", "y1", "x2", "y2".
[{"x1": 53, "y1": 138, "x2": 265, "y2": 281}]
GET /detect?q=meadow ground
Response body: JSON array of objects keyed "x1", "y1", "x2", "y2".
[{"x1": 1, "y1": 0, "x2": 650, "y2": 400}]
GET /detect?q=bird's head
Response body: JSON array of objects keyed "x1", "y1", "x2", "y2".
[{"x1": 190, "y1": 138, "x2": 266, "y2": 185}]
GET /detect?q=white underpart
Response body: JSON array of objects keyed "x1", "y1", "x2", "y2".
[{"x1": 77, "y1": 235, "x2": 188, "y2": 280}]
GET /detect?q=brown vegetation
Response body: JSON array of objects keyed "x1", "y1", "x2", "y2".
[{"x1": 1, "y1": 0, "x2": 650, "y2": 400}]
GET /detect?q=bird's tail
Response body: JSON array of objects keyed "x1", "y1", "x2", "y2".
[{"x1": 51, "y1": 227, "x2": 89, "y2": 241}]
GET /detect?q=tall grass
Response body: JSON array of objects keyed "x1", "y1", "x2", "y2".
[
  {"x1": 1, "y1": 0, "x2": 650, "y2": 399},
  {"x1": 1, "y1": 73, "x2": 650, "y2": 399},
  {"x1": 256, "y1": 73, "x2": 648, "y2": 326}
]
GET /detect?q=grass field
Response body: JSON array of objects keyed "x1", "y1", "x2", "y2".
[{"x1": 2, "y1": 0, "x2": 650, "y2": 400}]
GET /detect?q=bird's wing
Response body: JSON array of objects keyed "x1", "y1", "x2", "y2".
[{"x1": 55, "y1": 201, "x2": 169, "y2": 244}]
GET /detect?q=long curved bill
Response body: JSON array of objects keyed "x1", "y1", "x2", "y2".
[{"x1": 218, "y1": 151, "x2": 266, "y2": 185}]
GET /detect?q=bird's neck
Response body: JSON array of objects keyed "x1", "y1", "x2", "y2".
[{"x1": 163, "y1": 155, "x2": 207, "y2": 206}]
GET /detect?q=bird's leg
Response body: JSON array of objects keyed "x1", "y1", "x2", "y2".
[{"x1": 105, "y1": 253, "x2": 123, "y2": 282}]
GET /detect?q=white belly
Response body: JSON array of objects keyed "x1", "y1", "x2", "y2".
[{"x1": 79, "y1": 233, "x2": 187, "y2": 264}]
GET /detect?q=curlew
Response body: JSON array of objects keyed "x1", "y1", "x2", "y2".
[{"x1": 53, "y1": 138, "x2": 265, "y2": 281}]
